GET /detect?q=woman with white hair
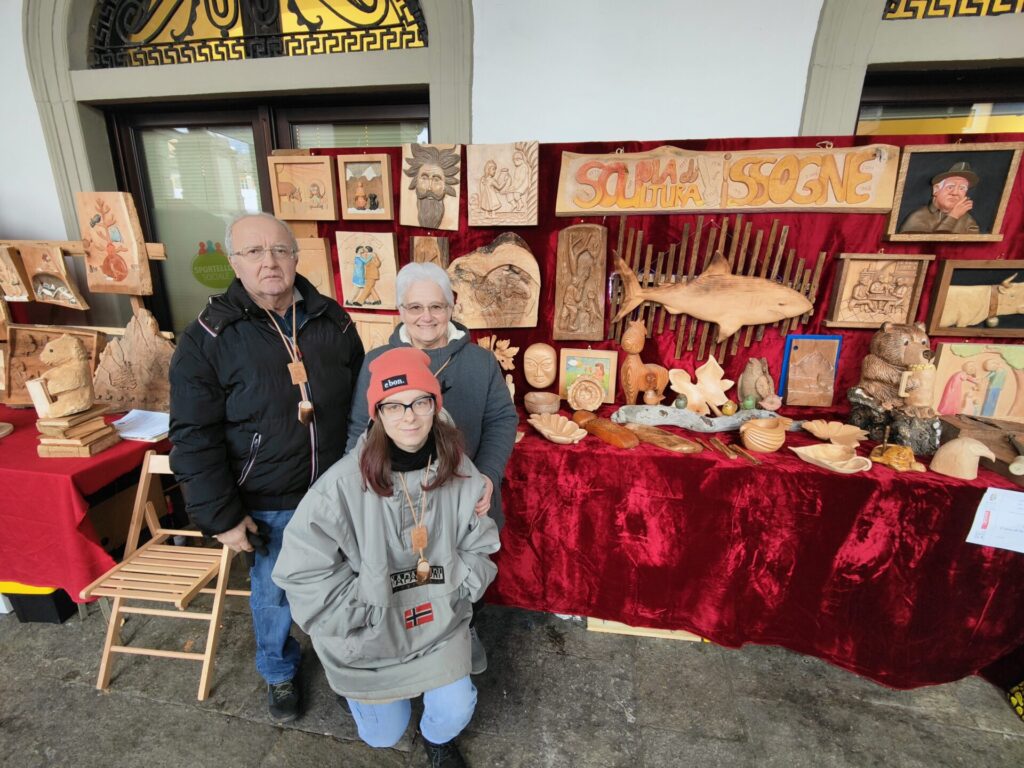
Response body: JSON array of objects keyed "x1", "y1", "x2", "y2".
[{"x1": 346, "y1": 261, "x2": 517, "y2": 673}]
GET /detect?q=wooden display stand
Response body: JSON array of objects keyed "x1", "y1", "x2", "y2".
[{"x1": 34, "y1": 404, "x2": 121, "y2": 458}]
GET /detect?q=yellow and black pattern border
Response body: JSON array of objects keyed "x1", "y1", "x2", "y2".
[{"x1": 884, "y1": 0, "x2": 1024, "y2": 18}]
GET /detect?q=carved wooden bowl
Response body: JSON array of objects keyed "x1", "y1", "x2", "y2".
[
  {"x1": 567, "y1": 375, "x2": 604, "y2": 412},
  {"x1": 527, "y1": 413, "x2": 588, "y2": 445},
  {"x1": 524, "y1": 391, "x2": 561, "y2": 415},
  {"x1": 738, "y1": 417, "x2": 791, "y2": 453},
  {"x1": 789, "y1": 444, "x2": 873, "y2": 474},
  {"x1": 801, "y1": 420, "x2": 868, "y2": 448}
]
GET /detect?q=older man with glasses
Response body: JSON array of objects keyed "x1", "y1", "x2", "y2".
[
  {"x1": 346, "y1": 261, "x2": 517, "y2": 676},
  {"x1": 169, "y1": 212, "x2": 364, "y2": 724}
]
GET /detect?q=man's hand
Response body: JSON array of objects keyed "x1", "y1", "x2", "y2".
[
  {"x1": 474, "y1": 475, "x2": 494, "y2": 517},
  {"x1": 215, "y1": 516, "x2": 258, "y2": 552},
  {"x1": 949, "y1": 198, "x2": 973, "y2": 220}
]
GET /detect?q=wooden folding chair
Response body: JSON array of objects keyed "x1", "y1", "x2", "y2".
[{"x1": 80, "y1": 450, "x2": 249, "y2": 700}]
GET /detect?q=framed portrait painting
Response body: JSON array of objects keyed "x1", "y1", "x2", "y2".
[
  {"x1": 886, "y1": 142, "x2": 1023, "y2": 242},
  {"x1": 558, "y1": 347, "x2": 617, "y2": 404},
  {"x1": 337, "y1": 153, "x2": 393, "y2": 221},
  {"x1": 824, "y1": 253, "x2": 934, "y2": 329},
  {"x1": 927, "y1": 259, "x2": 1024, "y2": 339}
]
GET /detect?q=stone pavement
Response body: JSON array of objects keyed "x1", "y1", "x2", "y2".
[{"x1": 1, "y1": 599, "x2": 1021, "y2": 767}]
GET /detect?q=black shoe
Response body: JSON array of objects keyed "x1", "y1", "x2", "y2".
[
  {"x1": 268, "y1": 678, "x2": 301, "y2": 723},
  {"x1": 422, "y1": 734, "x2": 467, "y2": 767}
]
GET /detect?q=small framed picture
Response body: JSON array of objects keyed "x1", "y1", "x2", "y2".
[
  {"x1": 886, "y1": 142, "x2": 1023, "y2": 242},
  {"x1": 558, "y1": 347, "x2": 617, "y2": 404},
  {"x1": 335, "y1": 231, "x2": 399, "y2": 310},
  {"x1": 778, "y1": 334, "x2": 842, "y2": 407},
  {"x1": 927, "y1": 259, "x2": 1024, "y2": 339},
  {"x1": 824, "y1": 253, "x2": 934, "y2": 329},
  {"x1": 337, "y1": 153, "x2": 394, "y2": 221},
  {"x1": 295, "y1": 237, "x2": 336, "y2": 300},
  {"x1": 267, "y1": 155, "x2": 338, "y2": 221}
]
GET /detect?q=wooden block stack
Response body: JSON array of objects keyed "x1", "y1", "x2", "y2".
[{"x1": 35, "y1": 405, "x2": 121, "y2": 458}]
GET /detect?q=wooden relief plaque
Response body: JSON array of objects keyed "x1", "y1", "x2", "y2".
[
  {"x1": 446, "y1": 233, "x2": 541, "y2": 329},
  {"x1": 92, "y1": 309, "x2": 175, "y2": 413},
  {"x1": 466, "y1": 142, "x2": 539, "y2": 227},
  {"x1": 553, "y1": 224, "x2": 607, "y2": 341},
  {"x1": 296, "y1": 237, "x2": 337, "y2": 300},
  {"x1": 410, "y1": 236, "x2": 450, "y2": 269},
  {"x1": 400, "y1": 144, "x2": 462, "y2": 231},
  {"x1": 17, "y1": 244, "x2": 90, "y2": 310},
  {"x1": 76, "y1": 191, "x2": 153, "y2": 295}
]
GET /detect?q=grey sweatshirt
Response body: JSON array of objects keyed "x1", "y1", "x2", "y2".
[{"x1": 272, "y1": 441, "x2": 499, "y2": 702}]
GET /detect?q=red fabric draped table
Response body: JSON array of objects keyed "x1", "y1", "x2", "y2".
[
  {"x1": 489, "y1": 408, "x2": 1024, "y2": 689},
  {"x1": 0, "y1": 404, "x2": 167, "y2": 602}
]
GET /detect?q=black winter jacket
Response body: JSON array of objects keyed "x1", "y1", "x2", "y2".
[{"x1": 169, "y1": 275, "x2": 364, "y2": 535}]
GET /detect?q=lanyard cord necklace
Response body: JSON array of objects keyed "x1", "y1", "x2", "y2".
[
  {"x1": 397, "y1": 457, "x2": 434, "y2": 585},
  {"x1": 264, "y1": 303, "x2": 314, "y2": 425}
]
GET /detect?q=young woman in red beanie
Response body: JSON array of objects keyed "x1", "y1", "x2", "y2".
[{"x1": 273, "y1": 346, "x2": 499, "y2": 767}]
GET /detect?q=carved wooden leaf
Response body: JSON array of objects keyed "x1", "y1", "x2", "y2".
[{"x1": 694, "y1": 356, "x2": 734, "y2": 408}]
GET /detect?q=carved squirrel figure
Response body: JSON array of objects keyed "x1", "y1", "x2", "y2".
[{"x1": 856, "y1": 322, "x2": 935, "y2": 418}]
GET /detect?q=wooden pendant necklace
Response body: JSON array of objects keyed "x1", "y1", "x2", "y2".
[
  {"x1": 265, "y1": 302, "x2": 314, "y2": 425},
  {"x1": 398, "y1": 458, "x2": 434, "y2": 585}
]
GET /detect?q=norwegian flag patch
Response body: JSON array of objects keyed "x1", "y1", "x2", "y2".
[{"x1": 404, "y1": 602, "x2": 434, "y2": 629}]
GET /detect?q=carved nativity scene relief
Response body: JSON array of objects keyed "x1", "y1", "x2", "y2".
[
  {"x1": 92, "y1": 308, "x2": 175, "y2": 412},
  {"x1": 17, "y1": 244, "x2": 89, "y2": 310},
  {"x1": 76, "y1": 191, "x2": 153, "y2": 295},
  {"x1": 554, "y1": 224, "x2": 607, "y2": 341},
  {"x1": 466, "y1": 141, "x2": 539, "y2": 227},
  {"x1": 825, "y1": 253, "x2": 933, "y2": 329},
  {"x1": 0, "y1": 246, "x2": 33, "y2": 301},
  {"x1": 446, "y1": 233, "x2": 541, "y2": 329},
  {"x1": 336, "y1": 231, "x2": 398, "y2": 310},
  {"x1": 401, "y1": 144, "x2": 462, "y2": 231}
]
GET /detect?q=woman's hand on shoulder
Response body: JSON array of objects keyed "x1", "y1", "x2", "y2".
[{"x1": 473, "y1": 475, "x2": 493, "y2": 517}]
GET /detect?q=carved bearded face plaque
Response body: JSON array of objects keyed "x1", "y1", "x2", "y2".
[{"x1": 524, "y1": 343, "x2": 557, "y2": 388}]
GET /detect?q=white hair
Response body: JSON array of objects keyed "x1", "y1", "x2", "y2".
[
  {"x1": 224, "y1": 212, "x2": 298, "y2": 256},
  {"x1": 396, "y1": 262, "x2": 454, "y2": 306}
]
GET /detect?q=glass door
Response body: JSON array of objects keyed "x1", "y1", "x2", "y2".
[{"x1": 113, "y1": 108, "x2": 272, "y2": 333}]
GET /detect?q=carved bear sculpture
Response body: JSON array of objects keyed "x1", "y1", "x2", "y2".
[
  {"x1": 27, "y1": 334, "x2": 94, "y2": 418},
  {"x1": 855, "y1": 322, "x2": 934, "y2": 418}
]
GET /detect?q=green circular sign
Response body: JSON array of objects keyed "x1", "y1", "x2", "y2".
[{"x1": 191, "y1": 241, "x2": 234, "y2": 290}]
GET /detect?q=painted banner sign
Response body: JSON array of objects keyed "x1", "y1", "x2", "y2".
[{"x1": 555, "y1": 144, "x2": 900, "y2": 216}]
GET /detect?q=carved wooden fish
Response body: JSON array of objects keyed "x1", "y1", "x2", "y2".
[{"x1": 612, "y1": 252, "x2": 813, "y2": 342}]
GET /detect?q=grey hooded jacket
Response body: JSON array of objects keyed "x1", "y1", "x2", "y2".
[{"x1": 272, "y1": 439, "x2": 499, "y2": 702}]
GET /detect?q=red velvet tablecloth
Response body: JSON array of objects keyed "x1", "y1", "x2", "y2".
[
  {"x1": 490, "y1": 409, "x2": 1024, "y2": 689},
  {"x1": 0, "y1": 405, "x2": 167, "y2": 601}
]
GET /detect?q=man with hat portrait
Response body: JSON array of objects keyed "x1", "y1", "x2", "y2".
[{"x1": 899, "y1": 160, "x2": 981, "y2": 234}]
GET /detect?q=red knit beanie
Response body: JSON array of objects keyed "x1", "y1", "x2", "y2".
[{"x1": 366, "y1": 347, "x2": 443, "y2": 415}]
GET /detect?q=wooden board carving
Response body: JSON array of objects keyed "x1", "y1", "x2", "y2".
[
  {"x1": 336, "y1": 231, "x2": 398, "y2": 310},
  {"x1": 296, "y1": 237, "x2": 336, "y2": 300},
  {"x1": 348, "y1": 312, "x2": 400, "y2": 352},
  {"x1": 76, "y1": 191, "x2": 153, "y2": 295},
  {"x1": 400, "y1": 144, "x2": 461, "y2": 231},
  {"x1": 932, "y1": 343, "x2": 1024, "y2": 423},
  {"x1": 824, "y1": 253, "x2": 934, "y2": 329},
  {"x1": 411, "y1": 236, "x2": 450, "y2": 268},
  {"x1": 447, "y1": 233, "x2": 541, "y2": 329},
  {"x1": 556, "y1": 144, "x2": 900, "y2": 216},
  {"x1": 0, "y1": 246, "x2": 33, "y2": 301},
  {"x1": 5, "y1": 325, "x2": 103, "y2": 407},
  {"x1": 17, "y1": 244, "x2": 90, "y2": 310},
  {"x1": 553, "y1": 224, "x2": 607, "y2": 341},
  {"x1": 466, "y1": 142, "x2": 539, "y2": 227},
  {"x1": 268, "y1": 155, "x2": 338, "y2": 221},
  {"x1": 337, "y1": 153, "x2": 393, "y2": 221},
  {"x1": 781, "y1": 335, "x2": 840, "y2": 407},
  {"x1": 92, "y1": 308, "x2": 175, "y2": 412}
]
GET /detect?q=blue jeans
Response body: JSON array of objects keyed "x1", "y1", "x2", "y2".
[
  {"x1": 249, "y1": 509, "x2": 301, "y2": 685},
  {"x1": 347, "y1": 676, "x2": 477, "y2": 748}
]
